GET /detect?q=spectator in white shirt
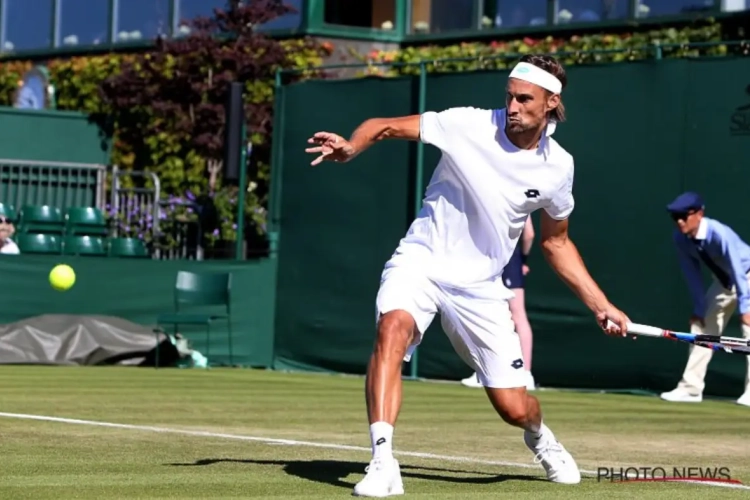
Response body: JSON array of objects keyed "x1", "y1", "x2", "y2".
[{"x1": 0, "y1": 217, "x2": 20, "y2": 254}]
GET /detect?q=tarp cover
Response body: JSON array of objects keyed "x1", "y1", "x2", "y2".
[{"x1": 0, "y1": 315, "x2": 179, "y2": 366}]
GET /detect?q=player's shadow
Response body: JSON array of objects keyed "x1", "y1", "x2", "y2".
[{"x1": 166, "y1": 458, "x2": 546, "y2": 488}]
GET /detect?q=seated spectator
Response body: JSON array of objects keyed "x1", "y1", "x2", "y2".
[{"x1": 0, "y1": 217, "x2": 19, "y2": 254}]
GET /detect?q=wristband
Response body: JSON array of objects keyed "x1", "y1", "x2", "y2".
[{"x1": 521, "y1": 253, "x2": 528, "y2": 264}]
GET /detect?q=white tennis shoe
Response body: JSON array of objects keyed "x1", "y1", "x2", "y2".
[
  {"x1": 353, "y1": 457, "x2": 404, "y2": 497},
  {"x1": 660, "y1": 388, "x2": 702, "y2": 403},
  {"x1": 524, "y1": 429, "x2": 581, "y2": 484},
  {"x1": 460, "y1": 373, "x2": 483, "y2": 388},
  {"x1": 737, "y1": 392, "x2": 750, "y2": 407}
]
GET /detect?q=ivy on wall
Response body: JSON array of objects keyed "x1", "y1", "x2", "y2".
[
  {"x1": 0, "y1": 12, "x2": 737, "y2": 250},
  {"x1": 356, "y1": 18, "x2": 730, "y2": 76}
]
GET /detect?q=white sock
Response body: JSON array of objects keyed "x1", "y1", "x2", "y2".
[
  {"x1": 370, "y1": 422, "x2": 394, "y2": 460},
  {"x1": 529, "y1": 421, "x2": 552, "y2": 442}
]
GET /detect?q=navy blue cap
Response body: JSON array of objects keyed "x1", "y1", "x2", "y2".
[{"x1": 666, "y1": 192, "x2": 704, "y2": 213}]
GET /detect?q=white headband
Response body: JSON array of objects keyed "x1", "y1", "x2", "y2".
[{"x1": 509, "y1": 62, "x2": 562, "y2": 95}]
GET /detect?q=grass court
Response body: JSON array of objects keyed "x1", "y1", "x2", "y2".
[{"x1": 1, "y1": 366, "x2": 749, "y2": 499}]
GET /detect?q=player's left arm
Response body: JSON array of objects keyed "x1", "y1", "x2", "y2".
[
  {"x1": 538, "y1": 160, "x2": 628, "y2": 335},
  {"x1": 539, "y1": 214, "x2": 615, "y2": 317},
  {"x1": 718, "y1": 229, "x2": 750, "y2": 324}
]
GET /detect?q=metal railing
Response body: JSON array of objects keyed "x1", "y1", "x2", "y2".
[
  {"x1": 155, "y1": 199, "x2": 205, "y2": 261},
  {"x1": 0, "y1": 159, "x2": 107, "y2": 211},
  {"x1": 110, "y1": 167, "x2": 161, "y2": 258}
]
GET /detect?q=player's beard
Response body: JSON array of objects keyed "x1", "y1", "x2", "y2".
[{"x1": 506, "y1": 118, "x2": 533, "y2": 134}]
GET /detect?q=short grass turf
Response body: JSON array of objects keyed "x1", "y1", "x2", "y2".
[{"x1": 1, "y1": 366, "x2": 749, "y2": 499}]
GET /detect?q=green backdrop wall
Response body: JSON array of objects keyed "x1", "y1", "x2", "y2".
[
  {"x1": 271, "y1": 57, "x2": 750, "y2": 397},
  {"x1": 0, "y1": 255, "x2": 276, "y2": 367},
  {"x1": 0, "y1": 107, "x2": 110, "y2": 164}
]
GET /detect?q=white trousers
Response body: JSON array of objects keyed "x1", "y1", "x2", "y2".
[
  {"x1": 675, "y1": 274, "x2": 750, "y2": 396},
  {"x1": 375, "y1": 266, "x2": 527, "y2": 389}
]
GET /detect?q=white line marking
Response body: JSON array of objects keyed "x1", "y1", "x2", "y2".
[{"x1": 0, "y1": 412, "x2": 747, "y2": 490}]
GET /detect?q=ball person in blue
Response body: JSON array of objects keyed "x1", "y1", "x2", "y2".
[{"x1": 661, "y1": 192, "x2": 750, "y2": 406}]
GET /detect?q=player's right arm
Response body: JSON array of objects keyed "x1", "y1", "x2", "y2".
[
  {"x1": 305, "y1": 115, "x2": 421, "y2": 166},
  {"x1": 305, "y1": 107, "x2": 476, "y2": 166}
]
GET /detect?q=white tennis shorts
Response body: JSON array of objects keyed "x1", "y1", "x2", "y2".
[{"x1": 375, "y1": 266, "x2": 526, "y2": 389}]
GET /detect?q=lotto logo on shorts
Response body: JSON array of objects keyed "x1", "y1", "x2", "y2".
[{"x1": 511, "y1": 358, "x2": 524, "y2": 369}]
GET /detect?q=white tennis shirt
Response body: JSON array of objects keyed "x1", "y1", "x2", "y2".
[{"x1": 383, "y1": 106, "x2": 575, "y2": 289}]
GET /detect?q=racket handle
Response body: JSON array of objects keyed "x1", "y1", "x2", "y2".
[
  {"x1": 623, "y1": 322, "x2": 666, "y2": 337},
  {"x1": 605, "y1": 320, "x2": 665, "y2": 337}
]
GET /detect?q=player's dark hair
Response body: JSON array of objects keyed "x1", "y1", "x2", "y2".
[{"x1": 518, "y1": 54, "x2": 567, "y2": 123}]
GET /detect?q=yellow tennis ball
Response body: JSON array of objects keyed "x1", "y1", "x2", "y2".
[{"x1": 50, "y1": 264, "x2": 76, "y2": 291}]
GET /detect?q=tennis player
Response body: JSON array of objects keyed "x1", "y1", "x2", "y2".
[
  {"x1": 305, "y1": 54, "x2": 630, "y2": 497},
  {"x1": 660, "y1": 192, "x2": 750, "y2": 407},
  {"x1": 462, "y1": 216, "x2": 538, "y2": 390}
]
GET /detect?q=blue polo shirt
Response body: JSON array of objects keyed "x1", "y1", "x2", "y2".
[{"x1": 674, "y1": 217, "x2": 750, "y2": 317}]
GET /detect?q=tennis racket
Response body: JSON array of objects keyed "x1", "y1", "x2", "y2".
[{"x1": 608, "y1": 321, "x2": 750, "y2": 355}]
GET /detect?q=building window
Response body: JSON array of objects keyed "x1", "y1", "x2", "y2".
[
  {"x1": 115, "y1": 0, "x2": 171, "y2": 42},
  {"x1": 635, "y1": 0, "x2": 715, "y2": 18},
  {"x1": 411, "y1": 0, "x2": 479, "y2": 33},
  {"x1": 557, "y1": 0, "x2": 627, "y2": 24},
  {"x1": 490, "y1": 0, "x2": 548, "y2": 29},
  {"x1": 3, "y1": 0, "x2": 53, "y2": 52},
  {"x1": 721, "y1": 0, "x2": 749, "y2": 12},
  {"x1": 325, "y1": 0, "x2": 397, "y2": 31},
  {"x1": 59, "y1": 0, "x2": 110, "y2": 47}
]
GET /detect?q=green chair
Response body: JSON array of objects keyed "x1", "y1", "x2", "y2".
[
  {"x1": 20, "y1": 205, "x2": 64, "y2": 234},
  {"x1": 109, "y1": 237, "x2": 149, "y2": 258},
  {"x1": 155, "y1": 271, "x2": 233, "y2": 368},
  {"x1": 0, "y1": 203, "x2": 17, "y2": 222},
  {"x1": 64, "y1": 235, "x2": 107, "y2": 256},
  {"x1": 16, "y1": 233, "x2": 62, "y2": 254},
  {"x1": 65, "y1": 207, "x2": 108, "y2": 236}
]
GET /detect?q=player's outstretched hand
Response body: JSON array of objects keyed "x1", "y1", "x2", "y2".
[
  {"x1": 596, "y1": 304, "x2": 630, "y2": 337},
  {"x1": 305, "y1": 132, "x2": 356, "y2": 166}
]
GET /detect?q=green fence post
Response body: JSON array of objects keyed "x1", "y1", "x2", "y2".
[
  {"x1": 407, "y1": 61, "x2": 427, "y2": 380},
  {"x1": 235, "y1": 121, "x2": 247, "y2": 260},
  {"x1": 653, "y1": 42, "x2": 663, "y2": 61},
  {"x1": 266, "y1": 69, "x2": 285, "y2": 260}
]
